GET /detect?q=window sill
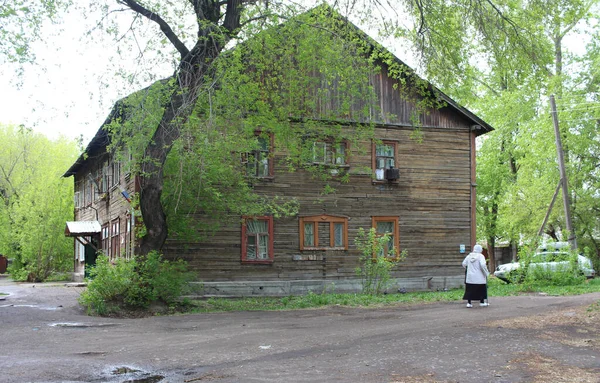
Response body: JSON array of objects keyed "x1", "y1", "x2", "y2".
[
  {"x1": 301, "y1": 247, "x2": 348, "y2": 251},
  {"x1": 241, "y1": 259, "x2": 274, "y2": 264}
]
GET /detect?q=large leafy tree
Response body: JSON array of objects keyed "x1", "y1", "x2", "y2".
[
  {"x1": 418, "y1": 0, "x2": 600, "y2": 262},
  {"x1": 1, "y1": 0, "x2": 69, "y2": 65},
  {"x1": 0, "y1": 125, "x2": 79, "y2": 281},
  {"x1": 87, "y1": 0, "x2": 566, "y2": 256}
]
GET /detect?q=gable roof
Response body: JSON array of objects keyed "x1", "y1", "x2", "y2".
[{"x1": 64, "y1": 6, "x2": 492, "y2": 177}]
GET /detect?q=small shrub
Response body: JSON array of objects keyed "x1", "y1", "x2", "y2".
[
  {"x1": 79, "y1": 252, "x2": 193, "y2": 316},
  {"x1": 354, "y1": 228, "x2": 406, "y2": 295}
]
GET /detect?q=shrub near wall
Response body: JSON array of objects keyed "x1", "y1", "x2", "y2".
[{"x1": 79, "y1": 252, "x2": 193, "y2": 316}]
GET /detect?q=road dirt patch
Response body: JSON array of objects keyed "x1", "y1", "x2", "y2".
[
  {"x1": 487, "y1": 302, "x2": 600, "y2": 351},
  {"x1": 507, "y1": 351, "x2": 600, "y2": 383}
]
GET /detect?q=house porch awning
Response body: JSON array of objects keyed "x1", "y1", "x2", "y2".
[{"x1": 64, "y1": 221, "x2": 102, "y2": 237}]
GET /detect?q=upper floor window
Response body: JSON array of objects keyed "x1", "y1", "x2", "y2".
[
  {"x1": 299, "y1": 214, "x2": 348, "y2": 250},
  {"x1": 372, "y1": 141, "x2": 397, "y2": 181},
  {"x1": 243, "y1": 133, "x2": 274, "y2": 178},
  {"x1": 372, "y1": 216, "x2": 399, "y2": 258},
  {"x1": 311, "y1": 140, "x2": 348, "y2": 166},
  {"x1": 241, "y1": 216, "x2": 274, "y2": 263}
]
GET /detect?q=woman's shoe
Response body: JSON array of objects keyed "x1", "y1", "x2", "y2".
[{"x1": 466, "y1": 303, "x2": 473, "y2": 308}]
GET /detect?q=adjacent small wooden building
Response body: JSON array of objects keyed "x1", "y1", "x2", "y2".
[{"x1": 64, "y1": 11, "x2": 492, "y2": 294}]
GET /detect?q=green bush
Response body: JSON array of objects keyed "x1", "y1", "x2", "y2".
[
  {"x1": 79, "y1": 252, "x2": 193, "y2": 316},
  {"x1": 354, "y1": 228, "x2": 406, "y2": 295}
]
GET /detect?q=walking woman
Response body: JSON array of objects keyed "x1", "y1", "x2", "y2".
[{"x1": 462, "y1": 244, "x2": 490, "y2": 308}]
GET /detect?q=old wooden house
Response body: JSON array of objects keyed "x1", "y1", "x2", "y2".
[{"x1": 64, "y1": 11, "x2": 492, "y2": 293}]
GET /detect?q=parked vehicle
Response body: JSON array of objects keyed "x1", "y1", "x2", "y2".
[{"x1": 494, "y1": 242, "x2": 596, "y2": 282}]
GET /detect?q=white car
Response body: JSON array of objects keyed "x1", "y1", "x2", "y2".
[{"x1": 494, "y1": 250, "x2": 595, "y2": 282}]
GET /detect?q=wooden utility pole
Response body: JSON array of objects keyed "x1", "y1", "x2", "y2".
[{"x1": 549, "y1": 95, "x2": 577, "y2": 250}]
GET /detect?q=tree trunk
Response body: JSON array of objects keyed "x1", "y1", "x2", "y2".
[{"x1": 137, "y1": 41, "x2": 223, "y2": 256}]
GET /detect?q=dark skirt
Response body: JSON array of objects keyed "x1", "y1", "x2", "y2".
[{"x1": 463, "y1": 283, "x2": 487, "y2": 301}]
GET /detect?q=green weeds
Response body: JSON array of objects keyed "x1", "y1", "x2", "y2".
[{"x1": 185, "y1": 277, "x2": 600, "y2": 313}]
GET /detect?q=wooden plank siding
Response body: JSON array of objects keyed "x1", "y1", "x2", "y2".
[
  {"x1": 71, "y1": 150, "x2": 136, "y2": 276},
  {"x1": 163, "y1": 123, "x2": 474, "y2": 282}
]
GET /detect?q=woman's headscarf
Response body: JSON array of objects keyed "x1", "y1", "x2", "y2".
[{"x1": 473, "y1": 244, "x2": 483, "y2": 253}]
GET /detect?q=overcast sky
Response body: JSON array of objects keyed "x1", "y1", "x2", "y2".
[{"x1": 0, "y1": 5, "x2": 593, "y2": 145}]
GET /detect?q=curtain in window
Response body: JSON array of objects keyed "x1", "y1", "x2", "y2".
[
  {"x1": 376, "y1": 221, "x2": 395, "y2": 255},
  {"x1": 247, "y1": 219, "x2": 267, "y2": 233},
  {"x1": 258, "y1": 234, "x2": 269, "y2": 259},
  {"x1": 304, "y1": 223, "x2": 314, "y2": 247},
  {"x1": 247, "y1": 219, "x2": 269, "y2": 259}
]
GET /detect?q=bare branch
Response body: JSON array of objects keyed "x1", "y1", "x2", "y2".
[{"x1": 118, "y1": 0, "x2": 190, "y2": 58}]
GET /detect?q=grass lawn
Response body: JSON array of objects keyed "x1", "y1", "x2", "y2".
[{"x1": 187, "y1": 277, "x2": 600, "y2": 313}]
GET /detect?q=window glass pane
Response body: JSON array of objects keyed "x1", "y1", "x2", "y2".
[
  {"x1": 304, "y1": 223, "x2": 314, "y2": 247},
  {"x1": 335, "y1": 144, "x2": 345, "y2": 164},
  {"x1": 385, "y1": 158, "x2": 395, "y2": 168},
  {"x1": 377, "y1": 221, "x2": 394, "y2": 234},
  {"x1": 313, "y1": 142, "x2": 327, "y2": 163},
  {"x1": 334, "y1": 223, "x2": 344, "y2": 247},
  {"x1": 258, "y1": 136, "x2": 268, "y2": 150},
  {"x1": 258, "y1": 153, "x2": 269, "y2": 177},
  {"x1": 258, "y1": 234, "x2": 269, "y2": 259},
  {"x1": 376, "y1": 144, "x2": 393, "y2": 157},
  {"x1": 247, "y1": 235, "x2": 257, "y2": 259}
]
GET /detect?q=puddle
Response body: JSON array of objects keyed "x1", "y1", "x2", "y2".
[
  {"x1": 111, "y1": 366, "x2": 164, "y2": 383},
  {"x1": 49, "y1": 322, "x2": 120, "y2": 328},
  {"x1": 0, "y1": 304, "x2": 61, "y2": 311},
  {"x1": 122, "y1": 376, "x2": 164, "y2": 383}
]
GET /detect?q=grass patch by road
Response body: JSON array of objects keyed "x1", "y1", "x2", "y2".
[{"x1": 186, "y1": 277, "x2": 600, "y2": 313}]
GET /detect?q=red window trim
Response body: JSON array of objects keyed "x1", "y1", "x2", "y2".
[{"x1": 241, "y1": 215, "x2": 274, "y2": 264}]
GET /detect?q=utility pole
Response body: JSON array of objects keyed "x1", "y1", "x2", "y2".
[{"x1": 549, "y1": 95, "x2": 577, "y2": 250}]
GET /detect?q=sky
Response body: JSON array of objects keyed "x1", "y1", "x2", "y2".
[
  {"x1": 0, "y1": 4, "x2": 594, "y2": 145},
  {"x1": 0, "y1": 3, "x2": 419, "y2": 145}
]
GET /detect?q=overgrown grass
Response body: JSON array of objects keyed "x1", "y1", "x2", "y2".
[{"x1": 186, "y1": 277, "x2": 600, "y2": 314}]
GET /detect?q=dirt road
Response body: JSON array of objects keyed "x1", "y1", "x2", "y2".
[{"x1": 1, "y1": 275, "x2": 599, "y2": 383}]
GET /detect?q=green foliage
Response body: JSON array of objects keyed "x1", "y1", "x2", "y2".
[
  {"x1": 79, "y1": 252, "x2": 193, "y2": 316},
  {"x1": 354, "y1": 227, "x2": 406, "y2": 295},
  {"x1": 0, "y1": 125, "x2": 78, "y2": 282},
  {"x1": 1, "y1": 0, "x2": 69, "y2": 66}
]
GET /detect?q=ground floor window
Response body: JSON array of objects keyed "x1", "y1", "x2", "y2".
[
  {"x1": 299, "y1": 215, "x2": 348, "y2": 250},
  {"x1": 372, "y1": 216, "x2": 399, "y2": 258},
  {"x1": 111, "y1": 218, "x2": 120, "y2": 259},
  {"x1": 101, "y1": 224, "x2": 110, "y2": 257},
  {"x1": 241, "y1": 216, "x2": 274, "y2": 263}
]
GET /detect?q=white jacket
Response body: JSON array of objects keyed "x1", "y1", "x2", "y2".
[{"x1": 462, "y1": 252, "x2": 489, "y2": 284}]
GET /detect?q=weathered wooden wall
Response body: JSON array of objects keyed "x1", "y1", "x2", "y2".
[
  {"x1": 72, "y1": 151, "x2": 136, "y2": 276},
  {"x1": 163, "y1": 119, "x2": 474, "y2": 282}
]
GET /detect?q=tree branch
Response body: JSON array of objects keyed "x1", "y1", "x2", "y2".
[{"x1": 119, "y1": 0, "x2": 190, "y2": 58}]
